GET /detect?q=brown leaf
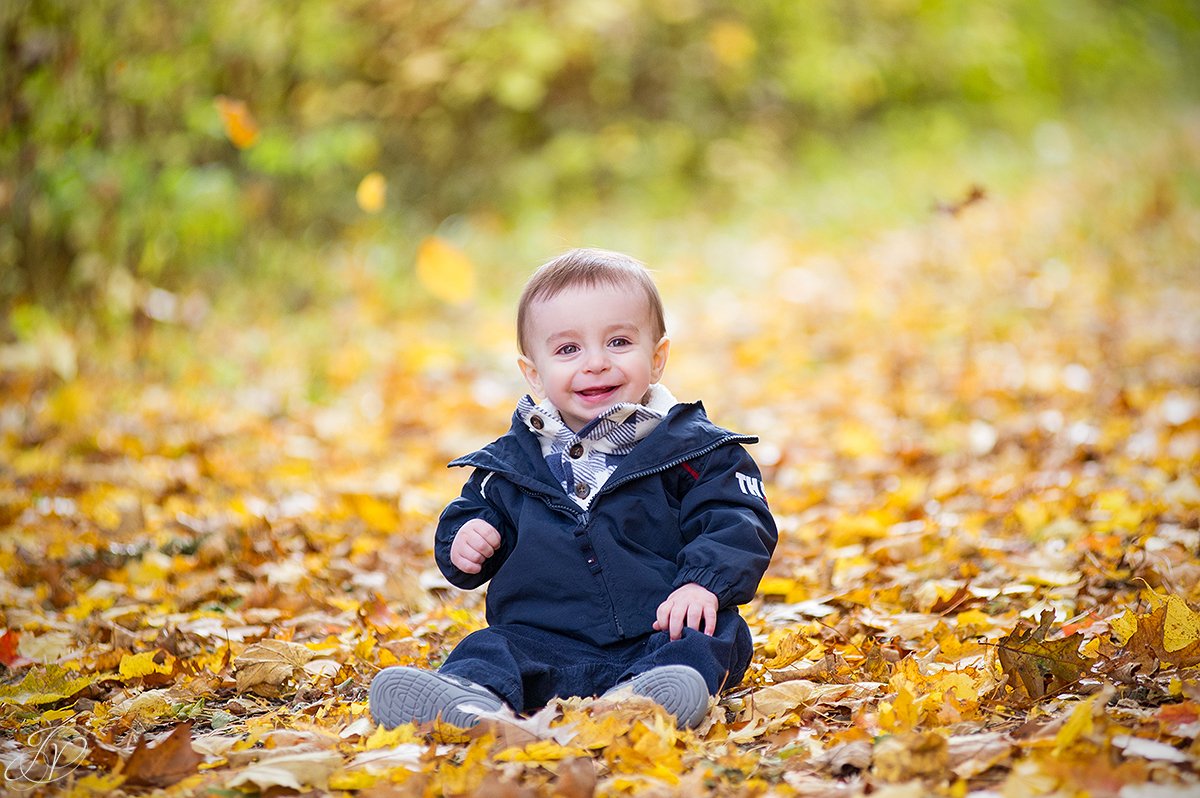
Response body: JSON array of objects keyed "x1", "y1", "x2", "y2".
[
  {"x1": 234, "y1": 639, "x2": 315, "y2": 697},
  {"x1": 552, "y1": 757, "x2": 597, "y2": 798},
  {"x1": 1122, "y1": 599, "x2": 1200, "y2": 670},
  {"x1": 225, "y1": 749, "x2": 342, "y2": 792},
  {"x1": 120, "y1": 722, "x2": 203, "y2": 789},
  {"x1": 996, "y1": 610, "x2": 1090, "y2": 701},
  {"x1": 816, "y1": 741, "x2": 872, "y2": 777}
]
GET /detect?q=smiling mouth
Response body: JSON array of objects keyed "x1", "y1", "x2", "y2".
[{"x1": 577, "y1": 386, "x2": 618, "y2": 399}]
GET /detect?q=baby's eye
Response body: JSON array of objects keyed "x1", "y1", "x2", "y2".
[
  {"x1": 556, "y1": 343, "x2": 580, "y2": 356},
  {"x1": 609, "y1": 337, "x2": 632, "y2": 348}
]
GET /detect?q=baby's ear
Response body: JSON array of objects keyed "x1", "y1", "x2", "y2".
[
  {"x1": 651, "y1": 336, "x2": 671, "y2": 382},
  {"x1": 517, "y1": 355, "x2": 544, "y2": 396}
]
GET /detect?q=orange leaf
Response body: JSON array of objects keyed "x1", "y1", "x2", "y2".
[
  {"x1": 215, "y1": 96, "x2": 259, "y2": 149},
  {"x1": 0, "y1": 629, "x2": 31, "y2": 668}
]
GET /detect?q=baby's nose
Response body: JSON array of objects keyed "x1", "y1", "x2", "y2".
[{"x1": 584, "y1": 349, "x2": 611, "y2": 371}]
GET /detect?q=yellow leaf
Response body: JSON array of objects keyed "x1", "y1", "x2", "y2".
[
  {"x1": 215, "y1": 96, "x2": 259, "y2": 149},
  {"x1": 65, "y1": 593, "x2": 116, "y2": 621},
  {"x1": 0, "y1": 666, "x2": 96, "y2": 707},
  {"x1": 833, "y1": 420, "x2": 882, "y2": 458},
  {"x1": 415, "y1": 237, "x2": 476, "y2": 305},
  {"x1": 494, "y1": 739, "x2": 589, "y2": 763},
  {"x1": 758, "y1": 576, "x2": 805, "y2": 602},
  {"x1": 356, "y1": 172, "x2": 387, "y2": 213},
  {"x1": 708, "y1": 20, "x2": 757, "y2": 68},
  {"x1": 62, "y1": 773, "x2": 127, "y2": 796},
  {"x1": 955, "y1": 609, "x2": 994, "y2": 630},
  {"x1": 364, "y1": 723, "x2": 419, "y2": 750},
  {"x1": 1109, "y1": 609, "x2": 1137, "y2": 643},
  {"x1": 1053, "y1": 690, "x2": 1108, "y2": 753},
  {"x1": 1023, "y1": 569, "x2": 1081, "y2": 587},
  {"x1": 1162, "y1": 595, "x2": 1200, "y2": 653},
  {"x1": 329, "y1": 771, "x2": 380, "y2": 790},
  {"x1": 344, "y1": 494, "x2": 401, "y2": 533},
  {"x1": 119, "y1": 651, "x2": 173, "y2": 679}
]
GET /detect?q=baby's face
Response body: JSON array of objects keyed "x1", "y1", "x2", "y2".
[{"x1": 518, "y1": 282, "x2": 669, "y2": 432}]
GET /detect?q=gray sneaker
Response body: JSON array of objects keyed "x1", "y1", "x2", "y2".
[
  {"x1": 603, "y1": 665, "x2": 711, "y2": 729},
  {"x1": 369, "y1": 667, "x2": 504, "y2": 729}
]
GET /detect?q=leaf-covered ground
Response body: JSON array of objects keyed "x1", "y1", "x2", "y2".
[{"x1": 2, "y1": 121, "x2": 1200, "y2": 797}]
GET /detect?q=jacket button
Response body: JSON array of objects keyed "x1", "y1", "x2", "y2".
[
  {"x1": 568, "y1": 443, "x2": 584, "y2": 459},
  {"x1": 530, "y1": 415, "x2": 544, "y2": 430},
  {"x1": 574, "y1": 483, "x2": 590, "y2": 499}
]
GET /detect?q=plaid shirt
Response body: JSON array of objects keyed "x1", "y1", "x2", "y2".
[{"x1": 516, "y1": 384, "x2": 678, "y2": 508}]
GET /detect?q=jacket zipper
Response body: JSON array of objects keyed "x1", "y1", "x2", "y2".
[{"x1": 595, "y1": 434, "x2": 756, "y2": 498}]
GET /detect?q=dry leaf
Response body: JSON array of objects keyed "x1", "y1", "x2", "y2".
[
  {"x1": 415, "y1": 236, "x2": 476, "y2": 305},
  {"x1": 234, "y1": 638, "x2": 315, "y2": 697},
  {"x1": 872, "y1": 730, "x2": 949, "y2": 783},
  {"x1": 225, "y1": 749, "x2": 342, "y2": 791},
  {"x1": 356, "y1": 172, "x2": 387, "y2": 213},
  {"x1": 996, "y1": 610, "x2": 1091, "y2": 701},
  {"x1": 215, "y1": 96, "x2": 259, "y2": 149},
  {"x1": 1122, "y1": 596, "x2": 1200, "y2": 669},
  {"x1": 745, "y1": 680, "x2": 877, "y2": 719},
  {"x1": 120, "y1": 722, "x2": 203, "y2": 789}
]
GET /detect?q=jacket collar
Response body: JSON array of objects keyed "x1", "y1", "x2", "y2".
[
  {"x1": 450, "y1": 397, "x2": 755, "y2": 499},
  {"x1": 516, "y1": 384, "x2": 677, "y2": 456}
]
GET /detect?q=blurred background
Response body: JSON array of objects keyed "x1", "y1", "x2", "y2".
[{"x1": 3, "y1": 0, "x2": 1197, "y2": 330}]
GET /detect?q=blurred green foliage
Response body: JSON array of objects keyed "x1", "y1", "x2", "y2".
[{"x1": 2, "y1": 0, "x2": 1198, "y2": 320}]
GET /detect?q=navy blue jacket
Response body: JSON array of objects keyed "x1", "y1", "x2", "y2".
[{"x1": 435, "y1": 401, "x2": 778, "y2": 648}]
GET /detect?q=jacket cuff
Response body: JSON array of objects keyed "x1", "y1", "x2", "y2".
[{"x1": 674, "y1": 567, "x2": 735, "y2": 607}]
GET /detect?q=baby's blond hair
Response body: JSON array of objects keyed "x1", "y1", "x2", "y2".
[{"x1": 517, "y1": 248, "x2": 666, "y2": 355}]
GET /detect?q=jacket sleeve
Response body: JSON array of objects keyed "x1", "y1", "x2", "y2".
[
  {"x1": 673, "y1": 444, "x2": 778, "y2": 608},
  {"x1": 434, "y1": 468, "x2": 515, "y2": 590}
]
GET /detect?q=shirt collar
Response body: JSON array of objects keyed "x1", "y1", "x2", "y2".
[{"x1": 517, "y1": 384, "x2": 678, "y2": 452}]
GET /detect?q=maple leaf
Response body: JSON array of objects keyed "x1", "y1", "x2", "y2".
[
  {"x1": 0, "y1": 666, "x2": 97, "y2": 708},
  {"x1": 119, "y1": 722, "x2": 203, "y2": 789},
  {"x1": 996, "y1": 610, "x2": 1091, "y2": 702},
  {"x1": 1119, "y1": 595, "x2": 1200, "y2": 670}
]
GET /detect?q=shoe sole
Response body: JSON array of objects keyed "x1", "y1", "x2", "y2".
[
  {"x1": 369, "y1": 667, "x2": 502, "y2": 729},
  {"x1": 623, "y1": 665, "x2": 710, "y2": 729}
]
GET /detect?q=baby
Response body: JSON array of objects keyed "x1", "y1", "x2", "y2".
[{"x1": 370, "y1": 248, "x2": 777, "y2": 729}]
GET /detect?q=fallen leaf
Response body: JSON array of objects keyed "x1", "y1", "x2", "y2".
[
  {"x1": 0, "y1": 629, "x2": 32, "y2": 668},
  {"x1": 872, "y1": 730, "x2": 949, "y2": 783},
  {"x1": 415, "y1": 237, "x2": 475, "y2": 305},
  {"x1": 118, "y1": 650, "x2": 173, "y2": 680},
  {"x1": 120, "y1": 722, "x2": 203, "y2": 789},
  {"x1": 1111, "y1": 734, "x2": 1191, "y2": 763},
  {"x1": 215, "y1": 96, "x2": 259, "y2": 148},
  {"x1": 234, "y1": 638, "x2": 315, "y2": 697},
  {"x1": 996, "y1": 610, "x2": 1091, "y2": 701},
  {"x1": 225, "y1": 749, "x2": 342, "y2": 791},
  {"x1": 0, "y1": 666, "x2": 96, "y2": 707},
  {"x1": 745, "y1": 680, "x2": 878, "y2": 719},
  {"x1": 1118, "y1": 595, "x2": 1200, "y2": 671},
  {"x1": 356, "y1": 172, "x2": 387, "y2": 214}
]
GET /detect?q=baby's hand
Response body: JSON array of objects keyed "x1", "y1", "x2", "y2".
[
  {"x1": 450, "y1": 518, "x2": 502, "y2": 574},
  {"x1": 653, "y1": 583, "x2": 718, "y2": 641}
]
